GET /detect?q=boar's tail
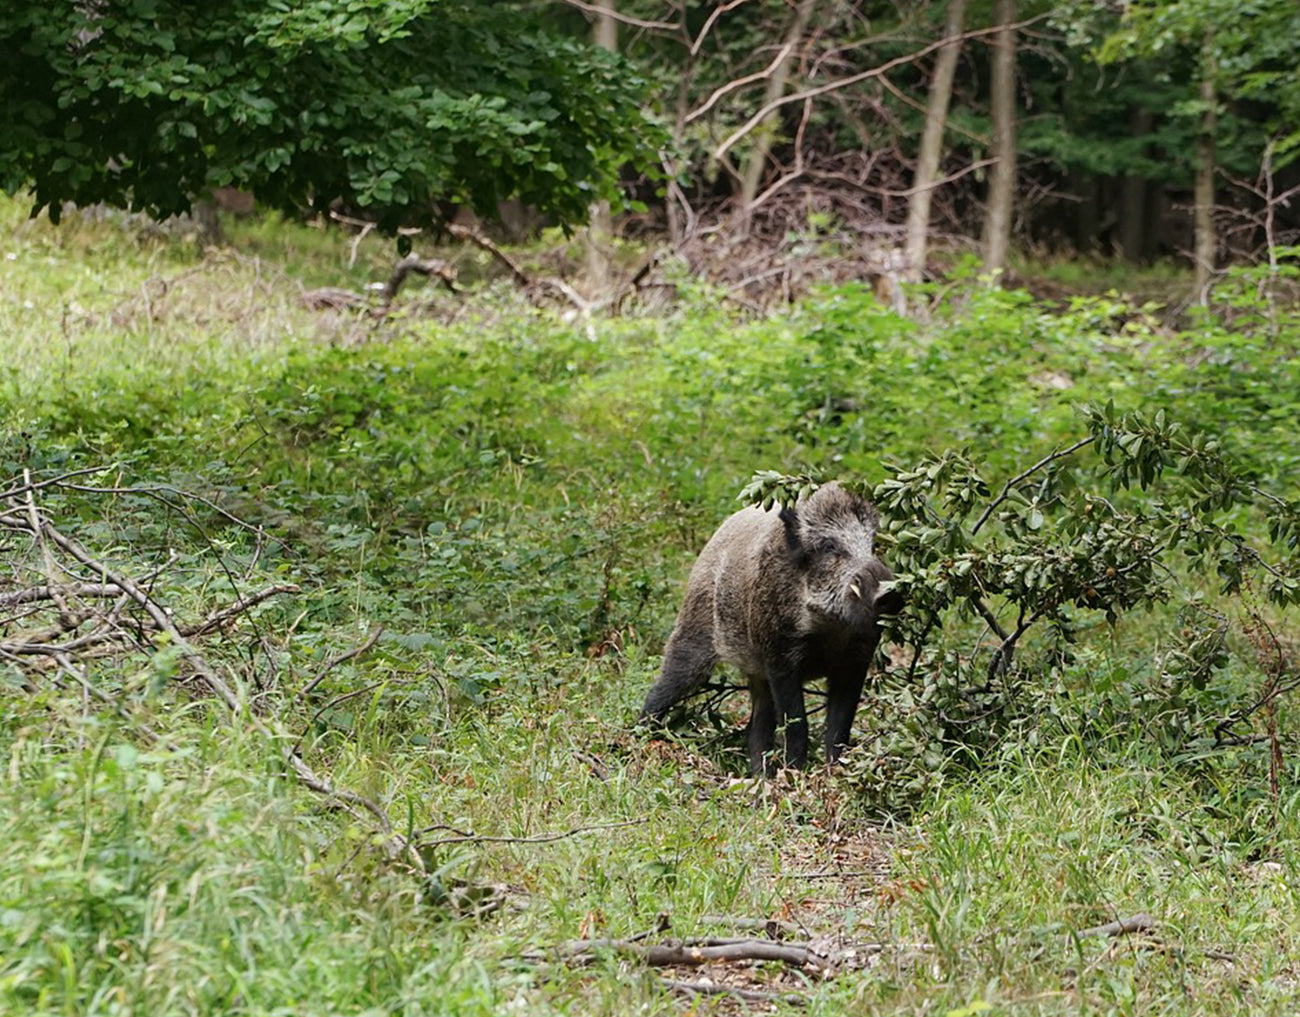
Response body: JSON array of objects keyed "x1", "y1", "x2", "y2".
[{"x1": 638, "y1": 632, "x2": 717, "y2": 724}]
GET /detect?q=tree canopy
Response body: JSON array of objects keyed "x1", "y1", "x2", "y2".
[{"x1": 0, "y1": 0, "x2": 663, "y2": 227}]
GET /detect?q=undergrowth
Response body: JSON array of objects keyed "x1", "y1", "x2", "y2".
[{"x1": 1, "y1": 198, "x2": 1299, "y2": 1014}]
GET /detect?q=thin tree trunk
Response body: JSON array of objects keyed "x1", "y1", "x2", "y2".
[
  {"x1": 735, "y1": 0, "x2": 813, "y2": 232},
  {"x1": 1119, "y1": 109, "x2": 1153, "y2": 262},
  {"x1": 982, "y1": 0, "x2": 1016, "y2": 279},
  {"x1": 1193, "y1": 31, "x2": 1217, "y2": 302},
  {"x1": 904, "y1": 0, "x2": 967, "y2": 282},
  {"x1": 586, "y1": 0, "x2": 618, "y2": 291}
]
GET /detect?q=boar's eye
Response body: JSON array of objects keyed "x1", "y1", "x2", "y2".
[{"x1": 816, "y1": 539, "x2": 843, "y2": 556}]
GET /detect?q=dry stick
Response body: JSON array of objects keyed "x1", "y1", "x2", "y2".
[
  {"x1": 181, "y1": 584, "x2": 301, "y2": 637},
  {"x1": 54, "y1": 481, "x2": 277, "y2": 540},
  {"x1": 686, "y1": 41, "x2": 795, "y2": 124},
  {"x1": 382, "y1": 255, "x2": 457, "y2": 302},
  {"x1": 659, "y1": 978, "x2": 804, "y2": 1004},
  {"x1": 446, "y1": 223, "x2": 532, "y2": 287},
  {"x1": 539, "y1": 935, "x2": 908, "y2": 972},
  {"x1": 1075, "y1": 914, "x2": 1156, "y2": 938},
  {"x1": 30, "y1": 515, "x2": 241, "y2": 712},
  {"x1": 445, "y1": 224, "x2": 593, "y2": 313},
  {"x1": 418, "y1": 818, "x2": 647, "y2": 848},
  {"x1": 0, "y1": 465, "x2": 118, "y2": 502},
  {"x1": 0, "y1": 583, "x2": 126, "y2": 608},
  {"x1": 23, "y1": 469, "x2": 76, "y2": 630},
  {"x1": 541, "y1": 937, "x2": 822, "y2": 968},
  {"x1": 291, "y1": 675, "x2": 414, "y2": 759},
  {"x1": 555, "y1": 0, "x2": 679, "y2": 33},
  {"x1": 298, "y1": 626, "x2": 385, "y2": 697},
  {"x1": 688, "y1": 0, "x2": 754, "y2": 57}
]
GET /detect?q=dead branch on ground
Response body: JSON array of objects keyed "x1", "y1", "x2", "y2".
[{"x1": 0, "y1": 470, "x2": 424, "y2": 871}]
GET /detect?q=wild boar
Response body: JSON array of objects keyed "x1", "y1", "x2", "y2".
[{"x1": 640, "y1": 483, "x2": 901, "y2": 773}]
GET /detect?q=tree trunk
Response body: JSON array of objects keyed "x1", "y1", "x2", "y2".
[
  {"x1": 1119, "y1": 108, "x2": 1153, "y2": 262},
  {"x1": 735, "y1": 0, "x2": 814, "y2": 232},
  {"x1": 586, "y1": 0, "x2": 618, "y2": 291},
  {"x1": 1193, "y1": 31, "x2": 1217, "y2": 302},
  {"x1": 982, "y1": 0, "x2": 1016, "y2": 279},
  {"x1": 904, "y1": 0, "x2": 967, "y2": 282}
]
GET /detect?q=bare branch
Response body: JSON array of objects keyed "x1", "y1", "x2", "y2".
[
  {"x1": 972, "y1": 436, "x2": 1095, "y2": 535},
  {"x1": 1075, "y1": 913, "x2": 1157, "y2": 938},
  {"x1": 299, "y1": 626, "x2": 385, "y2": 697},
  {"x1": 685, "y1": 42, "x2": 795, "y2": 125},
  {"x1": 553, "y1": 0, "x2": 679, "y2": 33},
  {"x1": 689, "y1": 0, "x2": 752, "y2": 56},
  {"x1": 714, "y1": 15, "x2": 1049, "y2": 161},
  {"x1": 180, "y1": 584, "x2": 300, "y2": 637}
]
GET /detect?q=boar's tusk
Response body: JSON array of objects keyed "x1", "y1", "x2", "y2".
[{"x1": 849, "y1": 582, "x2": 862, "y2": 599}]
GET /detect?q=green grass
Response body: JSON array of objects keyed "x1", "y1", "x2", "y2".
[{"x1": 2, "y1": 196, "x2": 1299, "y2": 1015}]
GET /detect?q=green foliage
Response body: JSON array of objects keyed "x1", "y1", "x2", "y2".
[
  {"x1": 0, "y1": 1, "x2": 663, "y2": 227},
  {"x1": 2, "y1": 203, "x2": 1300, "y2": 1013}
]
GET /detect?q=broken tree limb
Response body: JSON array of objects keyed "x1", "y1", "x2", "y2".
[
  {"x1": 298, "y1": 626, "x2": 385, "y2": 697},
  {"x1": 658, "y1": 978, "x2": 805, "y2": 1004},
  {"x1": 1076, "y1": 913, "x2": 1157, "y2": 938},
  {"x1": 381, "y1": 255, "x2": 458, "y2": 302}
]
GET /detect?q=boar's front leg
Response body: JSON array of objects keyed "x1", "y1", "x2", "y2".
[
  {"x1": 767, "y1": 661, "x2": 809, "y2": 769},
  {"x1": 747, "y1": 673, "x2": 776, "y2": 774},
  {"x1": 824, "y1": 663, "x2": 868, "y2": 764}
]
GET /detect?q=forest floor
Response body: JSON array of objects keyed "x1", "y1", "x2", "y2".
[{"x1": 2, "y1": 199, "x2": 1299, "y2": 1016}]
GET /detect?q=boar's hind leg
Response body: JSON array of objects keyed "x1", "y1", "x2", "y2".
[
  {"x1": 640, "y1": 633, "x2": 717, "y2": 723},
  {"x1": 824, "y1": 666, "x2": 868, "y2": 764}
]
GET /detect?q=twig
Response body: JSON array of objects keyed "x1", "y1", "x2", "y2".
[
  {"x1": 554, "y1": 0, "x2": 679, "y2": 33},
  {"x1": 715, "y1": 16, "x2": 1050, "y2": 160},
  {"x1": 0, "y1": 582, "x2": 125, "y2": 609},
  {"x1": 659, "y1": 978, "x2": 805, "y2": 1004},
  {"x1": 445, "y1": 223, "x2": 593, "y2": 313},
  {"x1": 686, "y1": 42, "x2": 796, "y2": 125},
  {"x1": 180, "y1": 584, "x2": 300, "y2": 637},
  {"x1": 418, "y1": 818, "x2": 647, "y2": 848},
  {"x1": 0, "y1": 465, "x2": 117, "y2": 502},
  {"x1": 972, "y1": 436, "x2": 1095, "y2": 535},
  {"x1": 688, "y1": 0, "x2": 753, "y2": 56},
  {"x1": 298, "y1": 626, "x2": 385, "y2": 697},
  {"x1": 542, "y1": 936, "x2": 831, "y2": 970}
]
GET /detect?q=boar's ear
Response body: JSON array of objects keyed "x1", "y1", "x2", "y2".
[
  {"x1": 778, "y1": 506, "x2": 802, "y2": 554},
  {"x1": 873, "y1": 583, "x2": 904, "y2": 616}
]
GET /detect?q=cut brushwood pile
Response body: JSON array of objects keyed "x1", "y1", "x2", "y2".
[{"x1": 0, "y1": 467, "x2": 423, "y2": 870}]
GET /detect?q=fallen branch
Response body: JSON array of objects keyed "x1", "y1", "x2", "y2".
[
  {"x1": 417, "y1": 818, "x2": 647, "y2": 848},
  {"x1": 446, "y1": 223, "x2": 593, "y2": 313},
  {"x1": 1075, "y1": 913, "x2": 1157, "y2": 938},
  {"x1": 181, "y1": 583, "x2": 301, "y2": 637},
  {"x1": 658, "y1": 978, "x2": 805, "y2": 1004},
  {"x1": 382, "y1": 255, "x2": 458, "y2": 302},
  {"x1": 530, "y1": 934, "x2": 897, "y2": 974},
  {"x1": 298, "y1": 626, "x2": 385, "y2": 697},
  {"x1": 1, "y1": 474, "x2": 422, "y2": 872}
]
